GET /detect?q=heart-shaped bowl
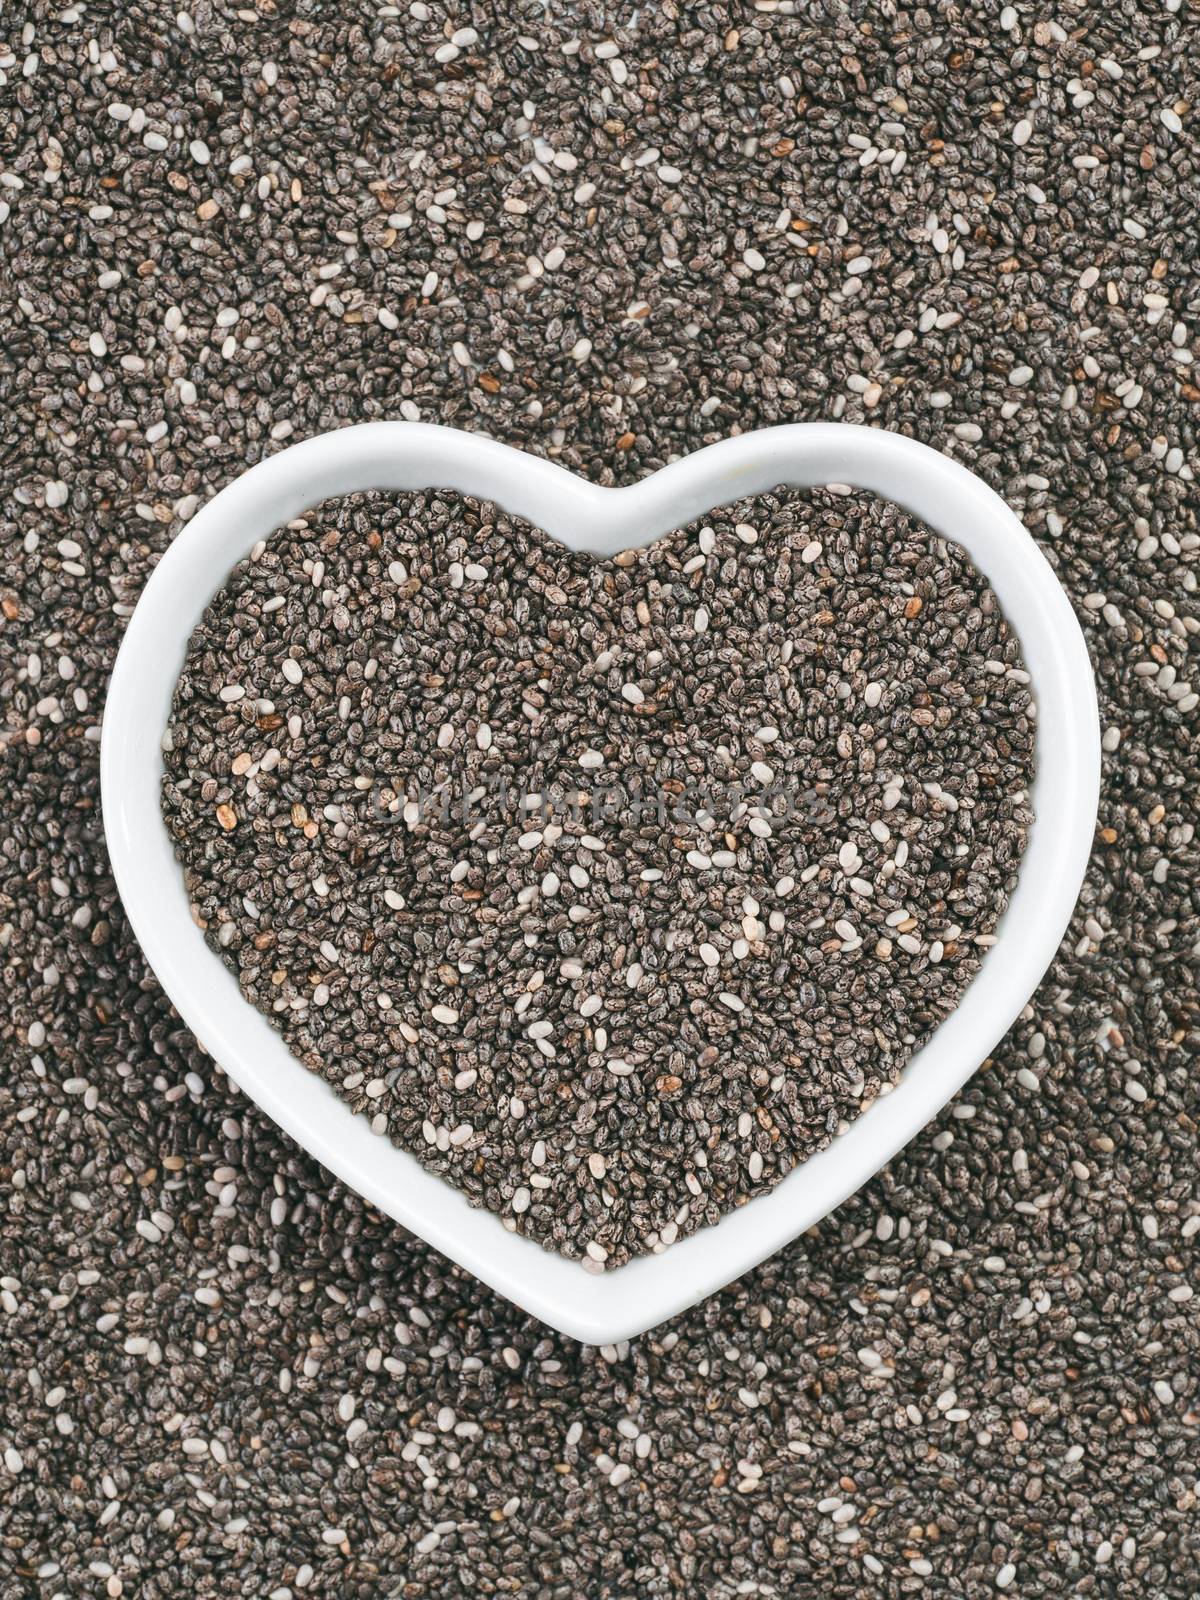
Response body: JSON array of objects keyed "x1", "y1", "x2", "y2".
[{"x1": 102, "y1": 422, "x2": 1098, "y2": 1343}]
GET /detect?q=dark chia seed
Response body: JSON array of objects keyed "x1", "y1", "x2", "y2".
[
  {"x1": 2, "y1": 1, "x2": 1198, "y2": 1594},
  {"x1": 161, "y1": 488, "x2": 1033, "y2": 1265}
]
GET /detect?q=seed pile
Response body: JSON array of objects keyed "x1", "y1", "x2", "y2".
[
  {"x1": 162, "y1": 489, "x2": 1032, "y2": 1264},
  {"x1": 3, "y1": 1, "x2": 1199, "y2": 1595}
]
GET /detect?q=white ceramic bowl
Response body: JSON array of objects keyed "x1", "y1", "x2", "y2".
[{"x1": 102, "y1": 422, "x2": 1099, "y2": 1344}]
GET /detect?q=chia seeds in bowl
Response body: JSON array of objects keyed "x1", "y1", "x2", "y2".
[{"x1": 161, "y1": 486, "x2": 1034, "y2": 1267}]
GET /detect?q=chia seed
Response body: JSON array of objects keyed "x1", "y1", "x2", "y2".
[
  {"x1": 162, "y1": 487, "x2": 1033, "y2": 1265},
  {"x1": 1, "y1": 3, "x2": 1197, "y2": 1595}
]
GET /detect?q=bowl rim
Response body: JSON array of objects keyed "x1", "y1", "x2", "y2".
[{"x1": 101, "y1": 421, "x2": 1099, "y2": 1344}]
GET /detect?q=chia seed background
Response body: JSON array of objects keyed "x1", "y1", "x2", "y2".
[{"x1": 2, "y1": 4, "x2": 1198, "y2": 1597}]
